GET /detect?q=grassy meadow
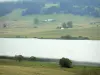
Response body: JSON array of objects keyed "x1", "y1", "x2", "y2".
[
  {"x1": 0, "y1": 9, "x2": 100, "y2": 39},
  {"x1": 0, "y1": 59, "x2": 100, "y2": 75}
]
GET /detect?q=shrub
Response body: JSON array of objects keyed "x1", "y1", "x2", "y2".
[
  {"x1": 16, "y1": 35, "x2": 21, "y2": 38},
  {"x1": 59, "y1": 57, "x2": 72, "y2": 68},
  {"x1": 61, "y1": 35, "x2": 72, "y2": 39}
]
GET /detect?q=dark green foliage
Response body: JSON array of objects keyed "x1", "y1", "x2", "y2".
[
  {"x1": 59, "y1": 57, "x2": 72, "y2": 68},
  {"x1": 15, "y1": 55, "x2": 23, "y2": 62},
  {"x1": 67, "y1": 21, "x2": 73, "y2": 28},
  {"x1": 29, "y1": 56, "x2": 36, "y2": 61}
]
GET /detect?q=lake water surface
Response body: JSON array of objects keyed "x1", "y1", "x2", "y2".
[{"x1": 0, "y1": 38, "x2": 100, "y2": 63}]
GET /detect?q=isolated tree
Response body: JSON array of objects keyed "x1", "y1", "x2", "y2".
[
  {"x1": 59, "y1": 57, "x2": 72, "y2": 68},
  {"x1": 3, "y1": 24, "x2": 7, "y2": 28},
  {"x1": 29, "y1": 56, "x2": 36, "y2": 61},
  {"x1": 62, "y1": 22, "x2": 67, "y2": 28},
  {"x1": 34, "y1": 18, "x2": 39, "y2": 25},
  {"x1": 67, "y1": 21, "x2": 73, "y2": 28},
  {"x1": 15, "y1": 55, "x2": 23, "y2": 62}
]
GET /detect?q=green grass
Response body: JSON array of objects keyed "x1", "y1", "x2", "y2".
[
  {"x1": 0, "y1": 9, "x2": 100, "y2": 39},
  {"x1": 0, "y1": 59, "x2": 100, "y2": 75},
  {"x1": 0, "y1": 59, "x2": 59, "y2": 68}
]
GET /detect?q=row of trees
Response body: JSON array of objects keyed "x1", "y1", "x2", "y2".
[
  {"x1": 0, "y1": 55, "x2": 72, "y2": 68},
  {"x1": 15, "y1": 55, "x2": 37, "y2": 62},
  {"x1": 56, "y1": 21, "x2": 73, "y2": 29},
  {"x1": 0, "y1": 55, "x2": 36, "y2": 62},
  {"x1": 61, "y1": 35, "x2": 89, "y2": 40},
  {"x1": 15, "y1": 56, "x2": 73, "y2": 68},
  {"x1": 62, "y1": 21, "x2": 73, "y2": 28}
]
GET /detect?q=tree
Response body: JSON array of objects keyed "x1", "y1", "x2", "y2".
[
  {"x1": 62, "y1": 22, "x2": 67, "y2": 28},
  {"x1": 15, "y1": 55, "x2": 23, "y2": 62},
  {"x1": 34, "y1": 18, "x2": 39, "y2": 25},
  {"x1": 67, "y1": 21, "x2": 73, "y2": 28},
  {"x1": 59, "y1": 57, "x2": 72, "y2": 68},
  {"x1": 29, "y1": 56, "x2": 36, "y2": 61},
  {"x1": 3, "y1": 24, "x2": 7, "y2": 28}
]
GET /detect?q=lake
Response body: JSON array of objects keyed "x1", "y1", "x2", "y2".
[{"x1": 0, "y1": 38, "x2": 100, "y2": 63}]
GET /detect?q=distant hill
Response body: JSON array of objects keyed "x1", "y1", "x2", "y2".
[{"x1": 0, "y1": 0, "x2": 100, "y2": 17}]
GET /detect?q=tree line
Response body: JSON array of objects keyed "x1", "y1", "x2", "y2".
[
  {"x1": 0, "y1": 55, "x2": 72, "y2": 68},
  {"x1": 0, "y1": 55, "x2": 59, "y2": 62}
]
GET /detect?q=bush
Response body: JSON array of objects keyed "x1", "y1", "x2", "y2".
[
  {"x1": 16, "y1": 35, "x2": 21, "y2": 38},
  {"x1": 59, "y1": 57, "x2": 72, "y2": 68},
  {"x1": 61, "y1": 35, "x2": 72, "y2": 39}
]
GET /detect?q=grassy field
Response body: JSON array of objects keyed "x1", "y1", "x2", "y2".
[
  {"x1": 0, "y1": 9, "x2": 100, "y2": 39},
  {"x1": 0, "y1": 26, "x2": 99, "y2": 39},
  {"x1": 0, "y1": 59, "x2": 100, "y2": 75}
]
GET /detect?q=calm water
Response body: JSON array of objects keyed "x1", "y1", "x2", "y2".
[{"x1": 0, "y1": 38, "x2": 100, "y2": 63}]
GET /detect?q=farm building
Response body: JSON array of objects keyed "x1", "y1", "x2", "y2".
[{"x1": 43, "y1": 19, "x2": 56, "y2": 22}]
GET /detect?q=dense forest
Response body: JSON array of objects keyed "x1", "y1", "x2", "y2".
[{"x1": 0, "y1": 0, "x2": 100, "y2": 17}]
